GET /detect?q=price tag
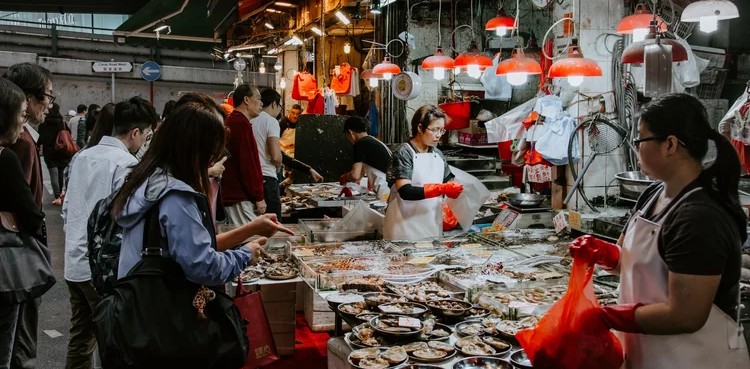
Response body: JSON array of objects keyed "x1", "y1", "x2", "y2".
[
  {"x1": 293, "y1": 249, "x2": 314, "y2": 257},
  {"x1": 415, "y1": 242, "x2": 433, "y2": 249},
  {"x1": 553, "y1": 212, "x2": 568, "y2": 233},
  {"x1": 568, "y1": 210, "x2": 582, "y2": 231},
  {"x1": 398, "y1": 317, "x2": 421, "y2": 328},
  {"x1": 379, "y1": 305, "x2": 402, "y2": 314},
  {"x1": 461, "y1": 243, "x2": 482, "y2": 249}
]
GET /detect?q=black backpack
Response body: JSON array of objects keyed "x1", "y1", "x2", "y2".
[{"x1": 86, "y1": 192, "x2": 122, "y2": 295}]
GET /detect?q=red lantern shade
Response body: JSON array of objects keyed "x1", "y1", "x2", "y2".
[
  {"x1": 485, "y1": 9, "x2": 517, "y2": 34},
  {"x1": 548, "y1": 42, "x2": 603, "y2": 78},
  {"x1": 421, "y1": 47, "x2": 455, "y2": 70},
  {"x1": 454, "y1": 40, "x2": 493, "y2": 71},
  {"x1": 621, "y1": 22, "x2": 689, "y2": 64},
  {"x1": 372, "y1": 57, "x2": 401, "y2": 76},
  {"x1": 496, "y1": 48, "x2": 542, "y2": 75},
  {"x1": 617, "y1": 3, "x2": 667, "y2": 34}
]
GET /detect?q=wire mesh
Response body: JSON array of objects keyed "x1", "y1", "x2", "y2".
[{"x1": 587, "y1": 118, "x2": 628, "y2": 154}]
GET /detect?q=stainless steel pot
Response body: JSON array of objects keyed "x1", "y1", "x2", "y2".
[
  {"x1": 615, "y1": 171, "x2": 656, "y2": 201},
  {"x1": 508, "y1": 193, "x2": 545, "y2": 208}
]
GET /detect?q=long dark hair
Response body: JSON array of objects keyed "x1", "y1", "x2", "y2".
[
  {"x1": 86, "y1": 103, "x2": 114, "y2": 148},
  {"x1": 640, "y1": 93, "x2": 746, "y2": 241},
  {"x1": 0, "y1": 78, "x2": 25, "y2": 144},
  {"x1": 112, "y1": 101, "x2": 226, "y2": 216}
]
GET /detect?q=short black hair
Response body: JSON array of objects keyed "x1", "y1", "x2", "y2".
[
  {"x1": 111, "y1": 96, "x2": 159, "y2": 136},
  {"x1": 290, "y1": 104, "x2": 302, "y2": 111},
  {"x1": 344, "y1": 116, "x2": 369, "y2": 133},
  {"x1": 260, "y1": 88, "x2": 281, "y2": 108},
  {"x1": 162, "y1": 100, "x2": 177, "y2": 119},
  {"x1": 76, "y1": 104, "x2": 86, "y2": 114},
  {"x1": 232, "y1": 83, "x2": 258, "y2": 108},
  {"x1": 2, "y1": 63, "x2": 52, "y2": 101},
  {"x1": 0, "y1": 78, "x2": 25, "y2": 143}
]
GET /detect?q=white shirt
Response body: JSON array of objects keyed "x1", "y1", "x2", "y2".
[
  {"x1": 62, "y1": 136, "x2": 137, "y2": 282},
  {"x1": 251, "y1": 111, "x2": 281, "y2": 178},
  {"x1": 68, "y1": 115, "x2": 84, "y2": 141}
]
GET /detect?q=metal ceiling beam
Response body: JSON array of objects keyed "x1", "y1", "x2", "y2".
[{"x1": 0, "y1": 1, "x2": 151, "y2": 14}]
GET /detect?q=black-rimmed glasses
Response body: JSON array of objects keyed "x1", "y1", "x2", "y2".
[
  {"x1": 632, "y1": 136, "x2": 667, "y2": 148},
  {"x1": 43, "y1": 93, "x2": 56, "y2": 105}
]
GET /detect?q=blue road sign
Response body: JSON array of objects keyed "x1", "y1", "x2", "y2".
[{"x1": 140, "y1": 61, "x2": 161, "y2": 81}]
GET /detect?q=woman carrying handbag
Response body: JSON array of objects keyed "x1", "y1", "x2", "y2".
[{"x1": 0, "y1": 79, "x2": 56, "y2": 368}]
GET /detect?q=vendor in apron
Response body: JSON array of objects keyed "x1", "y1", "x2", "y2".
[
  {"x1": 569, "y1": 93, "x2": 749, "y2": 369},
  {"x1": 383, "y1": 105, "x2": 463, "y2": 241},
  {"x1": 339, "y1": 116, "x2": 393, "y2": 201}
]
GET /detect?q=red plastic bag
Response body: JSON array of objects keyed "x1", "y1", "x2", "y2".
[
  {"x1": 234, "y1": 280, "x2": 280, "y2": 368},
  {"x1": 515, "y1": 257, "x2": 624, "y2": 369},
  {"x1": 442, "y1": 203, "x2": 457, "y2": 231}
]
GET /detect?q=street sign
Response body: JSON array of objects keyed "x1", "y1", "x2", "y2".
[
  {"x1": 92, "y1": 61, "x2": 132, "y2": 73},
  {"x1": 233, "y1": 58, "x2": 246, "y2": 71},
  {"x1": 140, "y1": 61, "x2": 161, "y2": 81}
]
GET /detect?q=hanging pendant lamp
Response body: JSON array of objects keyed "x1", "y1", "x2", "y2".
[
  {"x1": 617, "y1": 3, "x2": 667, "y2": 42},
  {"x1": 372, "y1": 57, "x2": 401, "y2": 80},
  {"x1": 421, "y1": 47, "x2": 455, "y2": 81},
  {"x1": 681, "y1": 0, "x2": 739, "y2": 33},
  {"x1": 621, "y1": 21, "x2": 689, "y2": 64},
  {"x1": 485, "y1": 8, "x2": 517, "y2": 36},
  {"x1": 454, "y1": 40, "x2": 493, "y2": 78},
  {"x1": 361, "y1": 69, "x2": 379, "y2": 88},
  {"x1": 495, "y1": 48, "x2": 542, "y2": 86},
  {"x1": 548, "y1": 40, "x2": 602, "y2": 87}
]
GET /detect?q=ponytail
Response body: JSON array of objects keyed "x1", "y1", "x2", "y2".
[{"x1": 703, "y1": 130, "x2": 747, "y2": 242}]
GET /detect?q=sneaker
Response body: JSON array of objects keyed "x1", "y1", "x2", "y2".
[{"x1": 52, "y1": 198, "x2": 62, "y2": 206}]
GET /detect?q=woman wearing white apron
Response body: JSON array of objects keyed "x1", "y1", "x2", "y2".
[
  {"x1": 340, "y1": 116, "x2": 393, "y2": 202},
  {"x1": 383, "y1": 105, "x2": 463, "y2": 241},
  {"x1": 570, "y1": 93, "x2": 749, "y2": 369}
]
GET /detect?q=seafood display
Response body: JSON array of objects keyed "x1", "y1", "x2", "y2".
[
  {"x1": 348, "y1": 347, "x2": 407, "y2": 369},
  {"x1": 377, "y1": 303, "x2": 428, "y2": 317},
  {"x1": 454, "y1": 336, "x2": 496, "y2": 356},
  {"x1": 385, "y1": 280, "x2": 463, "y2": 303},
  {"x1": 264, "y1": 261, "x2": 298, "y2": 280}
]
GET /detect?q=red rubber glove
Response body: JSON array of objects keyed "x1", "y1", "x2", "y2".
[
  {"x1": 339, "y1": 174, "x2": 348, "y2": 185},
  {"x1": 423, "y1": 183, "x2": 445, "y2": 199},
  {"x1": 600, "y1": 303, "x2": 644, "y2": 333},
  {"x1": 338, "y1": 187, "x2": 353, "y2": 197},
  {"x1": 569, "y1": 235, "x2": 620, "y2": 270},
  {"x1": 442, "y1": 182, "x2": 464, "y2": 199}
]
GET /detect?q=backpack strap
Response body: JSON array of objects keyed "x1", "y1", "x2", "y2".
[{"x1": 141, "y1": 204, "x2": 165, "y2": 256}]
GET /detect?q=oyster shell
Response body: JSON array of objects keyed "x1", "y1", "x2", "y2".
[
  {"x1": 412, "y1": 348, "x2": 448, "y2": 360},
  {"x1": 402, "y1": 342, "x2": 428, "y2": 353},
  {"x1": 460, "y1": 342, "x2": 495, "y2": 356},
  {"x1": 482, "y1": 336, "x2": 511, "y2": 351},
  {"x1": 357, "y1": 327, "x2": 374, "y2": 341},
  {"x1": 359, "y1": 357, "x2": 389, "y2": 369},
  {"x1": 427, "y1": 341, "x2": 454, "y2": 352},
  {"x1": 455, "y1": 335, "x2": 483, "y2": 349},
  {"x1": 430, "y1": 328, "x2": 449, "y2": 337},
  {"x1": 382, "y1": 347, "x2": 407, "y2": 364},
  {"x1": 350, "y1": 348, "x2": 380, "y2": 361},
  {"x1": 457, "y1": 322, "x2": 483, "y2": 336}
]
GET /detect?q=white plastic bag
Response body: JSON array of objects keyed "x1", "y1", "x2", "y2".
[
  {"x1": 330, "y1": 200, "x2": 383, "y2": 234},
  {"x1": 485, "y1": 98, "x2": 537, "y2": 143},
  {"x1": 446, "y1": 166, "x2": 490, "y2": 231}
]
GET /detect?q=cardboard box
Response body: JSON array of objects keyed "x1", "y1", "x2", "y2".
[{"x1": 458, "y1": 127, "x2": 488, "y2": 146}]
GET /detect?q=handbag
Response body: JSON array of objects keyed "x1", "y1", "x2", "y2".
[
  {"x1": 234, "y1": 278, "x2": 280, "y2": 368},
  {"x1": 0, "y1": 212, "x2": 56, "y2": 304},
  {"x1": 55, "y1": 125, "x2": 79, "y2": 157},
  {"x1": 93, "y1": 202, "x2": 249, "y2": 369}
]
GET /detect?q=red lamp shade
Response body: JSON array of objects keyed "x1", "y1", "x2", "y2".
[
  {"x1": 621, "y1": 23, "x2": 689, "y2": 64},
  {"x1": 372, "y1": 57, "x2": 401, "y2": 76},
  {"x1": 617, "y1": 3, "x2": 667, "y2": 34},
  {"x1": 496, "y1": 48, "x2": 542, "y2": 75},
  {"x1": 454, "y1": 40, "x2": 493, "y2": 71},
  {"x1": 485, "y1": 9, "x2": 517, "y2": 34},
  {"x1": 421, "y1": 47, "x2": 455, "y2": 70},
  {"x1": 548, "y1": 43, "x2": 603, "y2": 78},
  {"x1": 361, "y1": 69, "x2": 377, "y2": 79}
]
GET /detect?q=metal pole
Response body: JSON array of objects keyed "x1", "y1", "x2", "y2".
[
  {"x1": 149, "y1": 81, "x2": 154, "y2": 105},
  {"x1": 110, "y1": 59, "x2": 116, "y2": 103}
]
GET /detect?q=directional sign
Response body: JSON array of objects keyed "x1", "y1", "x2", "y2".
[
  {"x1": 140, "y1": 61, "x2": 161, "y2": 81},
  {"x1": 92, "y1": 61, "x2": 132, "y2": 73}
]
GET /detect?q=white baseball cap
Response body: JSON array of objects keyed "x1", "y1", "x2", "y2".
[{"x1": 66, "y1": 110, "x2": 77, "y2": 116}]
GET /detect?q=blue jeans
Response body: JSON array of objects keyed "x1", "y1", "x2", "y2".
[{"x1": 0, "y1": 303, "x2": 20, "y2": 369}]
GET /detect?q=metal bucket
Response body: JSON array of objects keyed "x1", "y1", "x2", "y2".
[{"x1": 615, "y1": 171, "x2": 656, "y2": 201}]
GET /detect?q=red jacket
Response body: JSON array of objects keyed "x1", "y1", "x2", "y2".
[
  {"x1": 8, "y1": 127, "x2": 43, "y2": 209},
  {"x1": 221, "y1": 111, "x2": 264, "y2": 205}
]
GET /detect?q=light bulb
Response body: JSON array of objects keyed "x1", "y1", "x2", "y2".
[
  {"x1": 467, "y1": 64, "x2": 482, "y2": 78},
  {"x1": 633, "y1": 28, "x2": 649, "y2": 42},
  {"x1": 259, "y1": 62, "x2": 266, "y2": 74},
  {"x1": 495, "y1": 26, "x2": 508, "y2": 36},
  {"x1": 567, "y1": 75, "x2": 584, "y2": 87},
  {"x1": 383, "y1": 73, "x2": 393, "y2": 80},
  {"x1": 344, "y1": 43, "x2": 351, "y2": 54},
  {"x1": 279, "y1": 79, "x2": 286, "y2": 89},
  {"x1": 274, "y1": 61, "x2": 282, "y2": 71},
  {"x1": 453, "y1": 66, "x2": 461, "y2": 74},
  {"x1": 506, "y1": 72, "x2": 528, "y2": 86},
  {"x1": 699, "y1": 16, "x2": 718, "y2": 33},
  {"x1": 433, "y1": 67, "x2": 446, "y2": 80},
  {"x1": 369, "y1": 78, "x2": 378, "y2": 87}
]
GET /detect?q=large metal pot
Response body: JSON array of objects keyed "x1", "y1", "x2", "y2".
[
  {"x1": 508, "y1": 193, "x2": 545, "y2": 208},
  {"x1": 615, "y1": 171, "x2": 656, "y2": 201}
]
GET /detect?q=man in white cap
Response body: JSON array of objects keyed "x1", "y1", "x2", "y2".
[{"x1": 68, "y1": 104, "x2": 87, "y2": 144}]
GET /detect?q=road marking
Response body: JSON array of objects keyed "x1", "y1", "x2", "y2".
[{"x1": 43, "y1": 330, "x2": 63, "y2": 338}]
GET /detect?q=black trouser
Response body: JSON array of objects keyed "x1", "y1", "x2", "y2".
[
  {"x1": 65, "y1": 280, "x2": 102, "y2": 369},
  {"x1": 10, "y1": 298, "x2": 39, "y2": 369},
  {"x1": 263, "y1": 176, "x2": 281, "y2": 220}
]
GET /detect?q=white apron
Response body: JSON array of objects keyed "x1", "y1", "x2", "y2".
[
  {"x1": 383, "y1": 144, "x2": 444, "y2": 241},
  {"x1": 364, "y1": 164, "x2": 390, "y2": 202},
  {"x1": 619, "y1": 186, "x2": 750, "y2": 369}
]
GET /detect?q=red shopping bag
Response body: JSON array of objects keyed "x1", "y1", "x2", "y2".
[
  {"x1": 442, "y1": 203, "x2": 457, "y2": 231},
  {"x1": 515, "y1": 257, "x2": 624, "y2": 369},
  {"x1": 234, "y1": 279, "x2": 280, "y2": 368}
]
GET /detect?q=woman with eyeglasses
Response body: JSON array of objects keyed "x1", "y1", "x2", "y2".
[
  {"x1": 383, "y1": 104, "x2": 464, "y2": 240},
  {"x1": 569, "y1": 93, "x2": 749, "y2": 368}
]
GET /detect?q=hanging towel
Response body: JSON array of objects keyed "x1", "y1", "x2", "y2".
[{"x1": 292, "y1": 71, "x2": 317, "y2": 101}]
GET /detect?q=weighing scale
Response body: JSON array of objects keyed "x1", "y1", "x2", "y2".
[{"x1": 493, "y1": 203, "x2": 554, "y2": 229}]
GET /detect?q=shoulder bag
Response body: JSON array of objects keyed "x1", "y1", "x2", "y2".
[{"x1": 93, "y1": 200, "x2": 249, "y2": 369}]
